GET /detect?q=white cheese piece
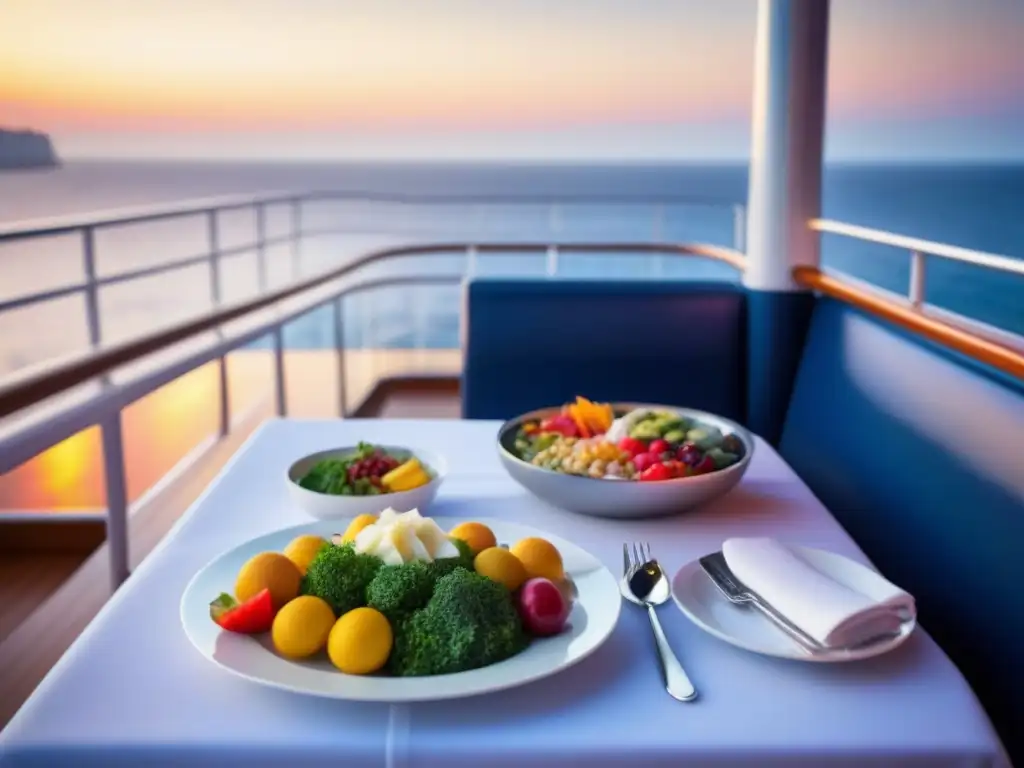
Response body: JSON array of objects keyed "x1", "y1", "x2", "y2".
[{"x1": 352, "y1": 507, "x2": 459, "y2": 564}]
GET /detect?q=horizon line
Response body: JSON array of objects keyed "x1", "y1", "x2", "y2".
[{"x1": 47, "y1": 155, "x2": 1024, "y2": 166}]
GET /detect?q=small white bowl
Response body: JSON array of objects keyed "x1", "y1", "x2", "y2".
[{"x1": 286, "y1": 446, "x2": 446, "y2": 520}]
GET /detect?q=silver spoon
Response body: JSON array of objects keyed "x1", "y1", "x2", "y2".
[{"x1": 621, "y1": 542, "x2": 698, "y2": 702}]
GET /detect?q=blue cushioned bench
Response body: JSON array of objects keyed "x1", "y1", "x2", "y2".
[
  {"x1": 462, "y1": 279, "x2": 747, "y2": 421},
  {"x1": 779, "y1": 297, "x2": 1024, "y2": 764},
  {"x1": 463, "y1": 278, "x2": 1021, "y2": 762}
]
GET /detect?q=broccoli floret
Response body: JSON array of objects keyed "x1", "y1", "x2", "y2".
[
  {"x1": 366, "y1": 561, "x2": 435, "y2": 624},
  {"x1": 389, "y1": 567, "x2": 528, "y2": 676},
  {"x1": 301, "y1": 542, "x2": 382, "y2": 615},
  {"x1": 427, "y1": 537, "x2": 475, "y2": 582}
]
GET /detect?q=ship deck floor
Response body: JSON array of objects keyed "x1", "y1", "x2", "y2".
[{"x1": 0, "y1": 349, "x2": 461, "y2": 730}]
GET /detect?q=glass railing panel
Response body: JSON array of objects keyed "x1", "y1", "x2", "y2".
[{"x1": 819, "y1": 233, "x2": 1024, "y2": 338}]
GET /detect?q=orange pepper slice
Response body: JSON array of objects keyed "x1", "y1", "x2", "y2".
[
  {"x1": 568, "y1": 403, "x2": 592, "y2": 438},
  {"x1": 574, "y1": 396, "x2": 613, "y2": 434}
]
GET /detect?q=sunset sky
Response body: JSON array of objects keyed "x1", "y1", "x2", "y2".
[{"x1": 2, "y1": 0, "x2": 1022, "y2": 161}]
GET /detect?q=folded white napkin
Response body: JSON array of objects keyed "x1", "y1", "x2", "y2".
[{"x1": 721, "y1": 537, "x2": 916, "y2": 648}]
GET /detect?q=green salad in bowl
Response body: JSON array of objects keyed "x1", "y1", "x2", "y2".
[{"x1": 287, "y1": 443, "x2": 446, "y2": 520}]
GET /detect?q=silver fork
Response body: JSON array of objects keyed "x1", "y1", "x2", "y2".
[{"x1": 621, "y1": 542, "x2": 698, "y2": 702}]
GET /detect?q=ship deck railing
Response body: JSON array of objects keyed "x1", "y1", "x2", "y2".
[{"x1": 0, "y1": 190, "x2": 1022, "y2": 596}]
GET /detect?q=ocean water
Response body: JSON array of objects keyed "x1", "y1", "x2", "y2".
[{"x1": 0, "y1": 161, "x2": 1022, "y2": 377}]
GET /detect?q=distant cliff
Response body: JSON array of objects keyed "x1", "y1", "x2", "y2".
[{"x1": 0, "y1": 128, "x2": 60, "y2": 170}]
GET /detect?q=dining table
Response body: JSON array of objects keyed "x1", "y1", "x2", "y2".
[{"x1": 0, "y1": 418, "x2": 1010, "y2": 768}]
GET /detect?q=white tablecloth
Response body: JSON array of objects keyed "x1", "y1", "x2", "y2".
[{"x1": 0, "y1": 419, "x2": 1009, "y2": 767}]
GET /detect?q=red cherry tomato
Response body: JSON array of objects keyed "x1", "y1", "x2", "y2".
[
  {"x1": 639, "y1": 462, "x2": 673, "y2": 482},
  {"x1": 617, "y1": 437, "x2": 646, "y2": 458},
  {"x1": 210, "y1": 588, "x2": 275, "y2": 634},
  {"x1": 662, "y1": 460, "x2": 689, "y2": 478},
  {"x1": 648, "y1": 439, "x2": 671, "y2": 455}
]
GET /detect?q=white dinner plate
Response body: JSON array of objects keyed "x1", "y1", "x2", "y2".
[
  {"x1": 671, "y1": 546, "x2": 917, "y2": 662},
  {"x1": 181, "y1": 517, "x2": 621, "y2": 702}
]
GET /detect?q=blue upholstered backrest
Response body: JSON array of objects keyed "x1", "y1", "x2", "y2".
[
  {"x1": 779, "y1": 297, "x2": 1024, "y2": 762},
  {"x1": 462, "y1": 279, "x2": 747, "y2": 421}
]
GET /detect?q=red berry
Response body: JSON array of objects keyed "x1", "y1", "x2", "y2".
[
  {"x1": 649, "y1": 439, "x2": 671, "y2": 455},
  {"x1": 639, "y1": 462, "x2": 673, "y2": 482},
  {"x1": 677, "y1": 443, "x2": 702, "y2": 465},
  {"x1": 633, "y1": 452, "x2": 659, "y2": 473},
  {"x1": 692, "y1": 456, "x2": 716, "y2": 475}
]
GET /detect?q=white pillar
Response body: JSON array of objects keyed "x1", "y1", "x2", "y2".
[{"x1": 743, "y1": 0, "x2": 830, "y2": 292}]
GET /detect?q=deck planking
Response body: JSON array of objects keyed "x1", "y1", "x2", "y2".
[{"x1": 0, "y1": 555, "x2": 82, "y2": 644}]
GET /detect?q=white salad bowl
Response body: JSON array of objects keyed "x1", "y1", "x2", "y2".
[
  {"x1": 497, "y1": 403, "x2": 753, "y2": 519},
  {"x1": 286, "y1": 445, "x2": 446, "y2": 520}
]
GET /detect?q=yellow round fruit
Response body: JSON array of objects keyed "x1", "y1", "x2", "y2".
[
  {"x1": 449, "y1": 521, "x2": 497, "y2": 555},
  {"x1": 271, "y1": 595, "x2": 336, "y2": 659},
  {"x1": 341, "y1": 513, "x2": 378, "y2": 543},
  {"x1": 510, "y1": 537, "x2": 564, "y2": 582},
  {"x1": 327, "y1": 607, "x2": 393, "y2": 675},
  {"x1": 283, "y1": 534, "x2": 329, "y2": 575},
  {"x1": 235, "y1": 551, "x2": 302, "y2": 610},
  {"x1": 473, "y1": 547, "x2": 528, "y2": 592}
]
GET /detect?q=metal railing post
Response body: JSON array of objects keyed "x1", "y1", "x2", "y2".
[
  {"x1": 207, "y1": 210, "x2": 222, "y2": 306},
  {"x1": 100, "y1": 412, "x2": 130, "y2": 591},
  {"x1": 546, "y1": 202, "x2": 561, "y2": 275},
  {"x1": 733, "y1": 204, "x2": 746, "y2": 253},
  {"x1": 909, "y1": 250, "x2": 926, "y2": 308},
  {"x1": 652, "y1": 205, "x2": 665, "y2": 277},
  {"x1": 466, "y1": 244, "x2": 478, "y2": 277},
  {"x1": 334, "y1": 298, "x2": 347, "y2": 417},
  {"x1": 290, "y1": 199, "x2": 303, "y2": 280},
  {"x1": 546, "y1": 245, "x2": 559, "y2": 276},
  {"x1": 411, "y1": 278, "x2": 428, "y2": 351},
  {"x1": 472, "y1": 205, "x2": 484, "y2": 240},
  {"x1": 273, "y1": 325, "x2": 287, "y2": 417},
  {"x1": 207, "y1": 209, "x2": 230, "y2": 436},
  {"x1": 549, "y1": 203, "x2": 561, "y2": 235},
  {"x1": 81, "y1": 226, "x2": 102, "y2": 346},
  {"x1": 255, "y1": 202, "x2": 268, "y2": 292}
]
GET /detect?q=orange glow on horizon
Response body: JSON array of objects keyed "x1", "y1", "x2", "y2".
[
  {"x1": 0, "y1": 0, "x2": 751, "y2": 133},
  {"x1": 1, "y1": 0, "x2": 1021, "y2": 149}
]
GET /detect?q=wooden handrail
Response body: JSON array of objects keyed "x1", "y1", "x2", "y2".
[
  {"x1": 793, "y1": 266, "x2": 1024, "y2": 381},
  {"x1": 0, "y1": 241, "x2": 743, "y2": 418}
]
